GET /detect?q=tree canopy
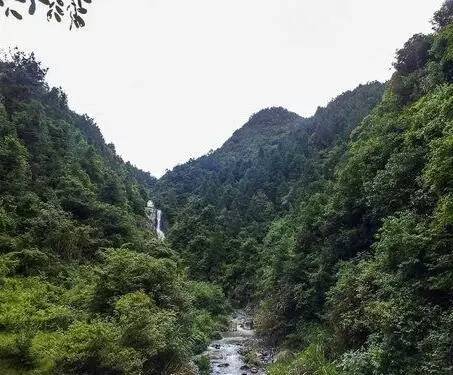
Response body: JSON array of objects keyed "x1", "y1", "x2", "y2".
[
  {"x1": 0, "y1": 50, "x2": 228, "y2": 375},
  {"x1": 1, "y1": 1, "x2": 453, "y2": 374}
]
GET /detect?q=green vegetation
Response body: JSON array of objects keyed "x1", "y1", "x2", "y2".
[
  {"x1": 154, "y1": 84, "x2": 385, "y2": 302},
  {"x1": 0, "y1": 51, "x2": 227, "y2": 374},
  {"x1": 1, "y1": 2, "x2": 453, "y2": 374},
  {"x1": 153, "y1": 2, "x2": 453, "y2": 374}
]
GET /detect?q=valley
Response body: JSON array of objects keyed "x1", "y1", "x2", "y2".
[{"x1": 0, "y1": 2, "x2": 452, "y2": 375}]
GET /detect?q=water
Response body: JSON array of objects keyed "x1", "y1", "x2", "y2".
[
  {"x1": 156, "y1": 209, "x2": 165, "y2": 240},
  {"x1": 204, "y1": 312, "x2": 265, "y2": 375}
]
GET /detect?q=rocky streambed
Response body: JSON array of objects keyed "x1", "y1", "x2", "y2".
[{"x1": 203, "y1": 311, "x2": 272, "y2": 375}]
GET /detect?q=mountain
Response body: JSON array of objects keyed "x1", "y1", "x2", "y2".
[
  {"x1": 0, "y1": 52, "x2": 227, "y2": 375},
  {"x1": 1, "y1": 2, "x2": 453, "y2": 374},
  {"x1": 154, "y1": 82, "x2": 385, "y2": 300},
  {"x1": 154, "y1": 3, "x2": 453, "y2": 374}
]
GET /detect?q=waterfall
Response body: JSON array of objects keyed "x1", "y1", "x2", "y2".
[
  {"x1": 145, "y1": 200, "x2": 165, "y2": 240},
  {"x1": 156, "y1": 209, "x2": 165, "y2": 240}
]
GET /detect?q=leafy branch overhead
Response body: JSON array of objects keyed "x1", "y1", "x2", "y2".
[{"x1": 0, "y1": 0, "x2": 92, "y2": 29}]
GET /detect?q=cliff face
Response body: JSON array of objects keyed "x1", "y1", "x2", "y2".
[{"x1": 145, "y1": 200, "x2": 166, "y2": 239}]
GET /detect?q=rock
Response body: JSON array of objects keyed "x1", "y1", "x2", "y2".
[
  {"x1": 251, "y1": 367, "x2": 258, "y2": 373},
  {"x1": 240, "y1": 365, "x2": 250, "y2": 370},
  {"x1": 218, "y1": 363, "x2": 229, "y2": 368},
  {"x1": 213, "y1": 344, "x2": 221, "y2": 349},
  {"x1": 212, "y1": 331, "x2": 222, "y2": 340}
]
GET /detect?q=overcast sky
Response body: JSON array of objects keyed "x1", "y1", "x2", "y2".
[{"x1": 0, "y1": 0, "x2": 445, "y2": 176}]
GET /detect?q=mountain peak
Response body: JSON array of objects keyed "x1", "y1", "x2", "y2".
[
  {"x1": 219, "y1": 106, "x2": 303, "y2": 157},
  {"x1": 246, "y1": 107, "x2": 302, "y2": 128}
]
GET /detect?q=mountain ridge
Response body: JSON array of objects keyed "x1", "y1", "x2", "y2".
[{"x1": 0, "y1": 2, "x2": 452, "y2": 374}]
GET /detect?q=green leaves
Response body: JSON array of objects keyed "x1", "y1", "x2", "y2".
[{"x1": 0, "y1": 51, "x2": 230, "y2": 375}]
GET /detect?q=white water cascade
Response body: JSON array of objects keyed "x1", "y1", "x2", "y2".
[
  {"x1": 203, "y1": 311, "x2": 266, "y2": 375},
  {"x1": 145, "y1": 200, "x2": 165, "y2": 240},
  {"x1": 156, "y1": 209, "x2": 165, "y2": 240}
]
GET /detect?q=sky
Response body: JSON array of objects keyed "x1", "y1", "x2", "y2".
[{"x1": 0, "y1": 0, "x2": 445, "y2": 177}]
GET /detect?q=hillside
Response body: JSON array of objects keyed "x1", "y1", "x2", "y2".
[
  {"x1": 0, "y1": 2, "x2": 452, "y2": 375},
  {"x1": 154, "y1": 3, "x2": 453, "y2": 374},
  {"x1": 154, "y1": 82, "x2": 385, "y2": 300},
  {"x1": 0, "y1": 52, "x2": 228, "y2": 375}
]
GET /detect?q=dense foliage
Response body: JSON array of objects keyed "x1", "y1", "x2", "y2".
[
  {"x1": 154, "y1": 84, "x2": 385, "y2": 302},
  {"x1": 155, "y1": 3, "x2": 453, "y2": 374},
  {"x1": 0, "y1": 51, "x2": 227, "y2": 375},
  {"x1": 2, "y1": 2, "x2": 453, "y2": 374}
]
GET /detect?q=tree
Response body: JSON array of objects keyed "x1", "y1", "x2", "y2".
[
  {"x1": 393, "y1": 34, "x2": 432, "y2": 75},
  {"x1": 0, "y1": 0, "x2": 92, "y2": 29},
  {"x1": 432, "y1": 0, "x2": 453, "y2": 30}
]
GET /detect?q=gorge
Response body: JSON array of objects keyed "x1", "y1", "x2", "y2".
[{"x1": 0, "y1": 2, "x2": 453, "y2": 375}]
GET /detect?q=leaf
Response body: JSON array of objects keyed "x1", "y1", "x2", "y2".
[
  {"x1": 57, "y1": 0, "x2": 63, "y2": 5},
  {"x1": 29, "y1": 0, "x2": 36, "y2": 15},
  {"x1": 55, "y1": 5, "x2": 63, "y2": 14},
  {"x1": 38, "y1": 0, "x2": 50, "y2": 5},
  {"x1": 54, "y1": 11, "x2": 61, "y2": 22},
  {"x1": 0, "y1": 0, "x2": 4, "y2": 7},
  {"x1": 83, "y1": 0, "x2": 91, "y2": 3},
  {"x1": 78, "y1": 7, "x2": 86, "y2": 14},
  {"x1": 5, "y1": 7, "x2": 9, "y2": 16},
  {"x1": 75, "y1": 13, "x2": 84, "y2": 26},
  {"x1": 10, "y1": 9, "x2": 23, "y2": 19}
]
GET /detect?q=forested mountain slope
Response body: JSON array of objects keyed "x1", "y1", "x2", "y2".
[
  {"x1": 0, "y1": 52, "x2": 227, "y2": 375},
  {"x1": 155, "y1": 3, "x2": 453, "y2": 374},
  {"x1": 154, "y1": 82, "x2": 385, "y2": 300},
  {"x1": 1, "y1": 2, "x2": 452, "y2": 375}
]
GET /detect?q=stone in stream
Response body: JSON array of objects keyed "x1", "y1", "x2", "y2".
[
  {"x1": 204, "y1": 312, "x2": 266, "y2": 374},
  {"x1": 209, "y1": 353, "x2": 223, "y2": 360}
]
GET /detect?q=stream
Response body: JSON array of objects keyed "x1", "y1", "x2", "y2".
[{"x1": 203, "y1": 311, "x2": 267, "y2": 375}]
